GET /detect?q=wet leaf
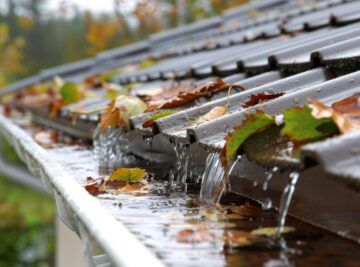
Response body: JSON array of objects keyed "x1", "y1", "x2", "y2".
[
  {"x1": 175, "y1": 228, "x2": 216, "y2": 243},
  {"x1": 310, "y1": 94, "x2": 360, "y2": 134},
  {"x1": 102, "y1": 82, "x2": 129, "y2": 99},
  {"x1": 84, "y1": 179, "x2": 107, "y2": 195},
  {"x1": 99, "y1": 95, "x2": 147, "y2": 129},
  {"x1": 146, "y1": 78, "x2": 244, "y2": 112},
  {"x1": 241, "y1": 92, "x2": 285, "y2": 108},
  {"x1": 251, "y1": 226, "x2": 295, "y2": 237},
  {"x1": 109, "y1": 168, "x2": 147, "y2": 183},
  {"x1": 139, "y1": 58, "x2": 157, "y2": 69},
  {"x1": 195, "y1": 106, "x2": 227, "y2": 125},
  {"x1": 221, "y1": 110, "x2": 275, "y2": 166},
  {"x1": 60, "y1": 82, "x2": 81, "y2": 103},
  {"x1": 280, "y1": 105, "x2": 338, "y2": 144},
  {"x1": 142, "y1": 110, "x2": 177, "y2": 128},
  {"x1": 98, "y1": 68, "x2": 121, "y2": 82}
]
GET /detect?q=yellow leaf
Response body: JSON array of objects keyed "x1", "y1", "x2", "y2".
[
  {"x1": 251, "y1": 226, "x2": 295, "y2": 237},
  {"x1": 195, "y1": 106, "x2": 227, "y2": 124},
  {"x1": 109, "y1": 168, "x2": 147, "y2": 183}
]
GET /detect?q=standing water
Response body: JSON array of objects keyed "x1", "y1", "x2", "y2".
[{"x1": 277, "y1": 171, "x2": 300, "y2": 236}]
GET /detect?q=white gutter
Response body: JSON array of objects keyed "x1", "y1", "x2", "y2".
[{"x1": 0, "y1": 113, "x2": 165, "y2": 267}]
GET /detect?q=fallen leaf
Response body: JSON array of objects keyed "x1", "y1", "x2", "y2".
[
  {"x1": 195, "y1": 106, "x2": 227, "y2": 124},
  {"x1": 60, "y1": 82, "x2": 81, "y2": 103},
  {"x1": 241, "y1": 92, "x2": 285, "y2": 108},
  {"x1": 310, "y1": 94, "x2": 360, "y2": 134},
  {"x1": 33, "y1": 129, "x2": 59, "y2": 148},
  {"x1": 146, "y1": 78, "x2": 244, "y2": 112},
  {"x1": 109, "y1": 168, "x2": 147, "y2": 183},
  {"x1": 84, "y1": 178, "x2": 107, "y2": 195},
  {"x1": 251, "y1": 226, "x2": 295, "y2": 237},
  {"x1": 220, "y1": 110, "x2": 275, "y2": 166},
  {"x1": 176, "y1": 228, "x2": 216, "y2": 243},
  {"x1": 139, "y1": 58, "x2": 157, "y2": 69},
  {"x1": 142, "y1": 110, "x2": 177, "y2": 128},
  {"x1": 99, "y1": 100, "x2": 121, "y2": 128},
  {"x1": 280, "y1": 105, "x2": 338, "y2": 144},
  {"x1": 224, "y1": 230, "x2": 255, "y2": 247}
]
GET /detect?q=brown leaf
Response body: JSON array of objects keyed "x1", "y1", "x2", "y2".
[
  {"x1": 99, "y1": 100, "x2": 121, "y2": 129},
  {"x1": 146, "y1": 78, "x2": 244, "y2": 112},
  {"x1": 49, "y1": 100, "x2": 69, "y2": 118},
  {"x1": 84, "y1": 178, "x2": 107, "y2": 195},
  {"x1": 175, "y1": 228, "x2": 216, "y2": 243},
  {"x1": 241, "y1": 92, "x2": 285, "y2": 108},
  {"x1": 309, "y1": 93, "x2": 360, "y2": 134},
  {"x1": 195, "y1": 106, "x2": 227, "y2": 124}
]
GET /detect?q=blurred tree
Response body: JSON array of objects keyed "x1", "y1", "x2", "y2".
[{"x1": 0, "y1": 23, "x2": 25, "y2": 86}]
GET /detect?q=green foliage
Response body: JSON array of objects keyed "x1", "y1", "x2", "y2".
[
  {"x1": 2, "y1": 138, "x2": 21, "y2": 164},
  {"x1": 280, "y1": 106, "x2": 338, "y2": 144},
  {"x1": 0, "y1": 175, "x2": 56, "y2": 266}
]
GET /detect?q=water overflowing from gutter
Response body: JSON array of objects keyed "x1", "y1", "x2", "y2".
[
  {"x1": 277, "y1": 171, "x2": 300, "y2": 237},
  {"x1": 169, "y1": 142, "x2": 190, "y2": 190},
  {"x1": 93, "y1": 127, "x2": 135, "y2": 170},
  {"x1": 199, "y1": 153, "x2": 240, "y2": 204}
]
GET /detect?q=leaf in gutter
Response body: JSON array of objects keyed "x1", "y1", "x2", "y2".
[
  {"x1": 109, "y1": 168, "x2": 147, "y2": 183},
  {"x1": 280, "y1": 105, "x2": 338, "y2": 144},
  {"x1": 251, "y1": 226, "x2": 295, "y2": 237},
  {"x1": 99, "y1": 100, "x2": 121, "y2": 128},
  {"x1": 60, "y1": 82, "x2": 81, "y2": 103},
  {"x1": 220, "y1": 110, "x2": 275, "y2": 166},
  {"x1": 241, "y1": 92, "x2": 285, "y2": 108},
  {"x1": 195, "y1": 106, "x2": 227, "y2": 125},
  {"x1": 146, "y1": 77, "x2": 244, "y2": 112},
  {"x1": 309, "y1": 94, "x2": 360, "y2": 134},
  {"x1": 139, "y1": 58, "x2": 157, "y2": 69},
  {"x1": 142, "y1": 110, "x2": 177, "y2": 128}
]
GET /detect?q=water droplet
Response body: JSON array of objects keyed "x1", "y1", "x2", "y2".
[
  {"x1": 316, "y1": 87, "x2": 322, "y2": 93},
  {"x1": 349, "y1": 78, "x2": 355, "y2": 83},
  {"x1": 293, "y1": 97, "x2": 300, "y2": 104}
]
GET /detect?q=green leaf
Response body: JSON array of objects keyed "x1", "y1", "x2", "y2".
[
  {"x1": 221, "y1": 110, "x2": 275, "y2": 166},
  {"x1": 151, "y1": 110, "x2": 177, "y2": 121},
  {"x1": 139, "y1": 59, "x2": 156, "y2": 69},
  {"x1": 109, "y1": 168, "x2": 147, "y2": 183},
  {"x1": 251, "y1": 226, "x2": 295, "y2": 237},
  {"x1": 98, "y1": 69, "x2": 120, "y2": 82},
  {"x1": 60, "y1": 82, "x2": 81, "y2": 103},
  {"x1": 142, "y1": 110, "x2": 178, "y2": 128},
  {"x1": 280, "y1": 106, "x2": 338, "y2": 144}
]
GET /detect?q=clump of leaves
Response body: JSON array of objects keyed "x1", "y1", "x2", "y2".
[
  {"x1": 220, "y1": 110, "x2": 275, "y2": 166},
  {"x1": 175, "y1": 228, "x2": 216, "y2": 243},
  {"x1": 142, "y1": 110, "x2": 177, "y2": 128},
  {"x1": 241, "y1": 92, "x2": 285, "y2": 108},
  {"x1": 281, "y1": 105, "x2": 338, "y2": 144},
  {"x1": 109, "y1": 168, "x2": 147, "y2": 183},
  {"x1": 99, "y1": 95, "x2": 147, "y2": 129}
]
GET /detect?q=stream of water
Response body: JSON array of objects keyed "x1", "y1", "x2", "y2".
[
  {"x1": 93, "y1": 127, "x2": 134, "y2": 169},
  {"x1": 277, "y1": 171, "x2": 300, "y2": 236}
]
